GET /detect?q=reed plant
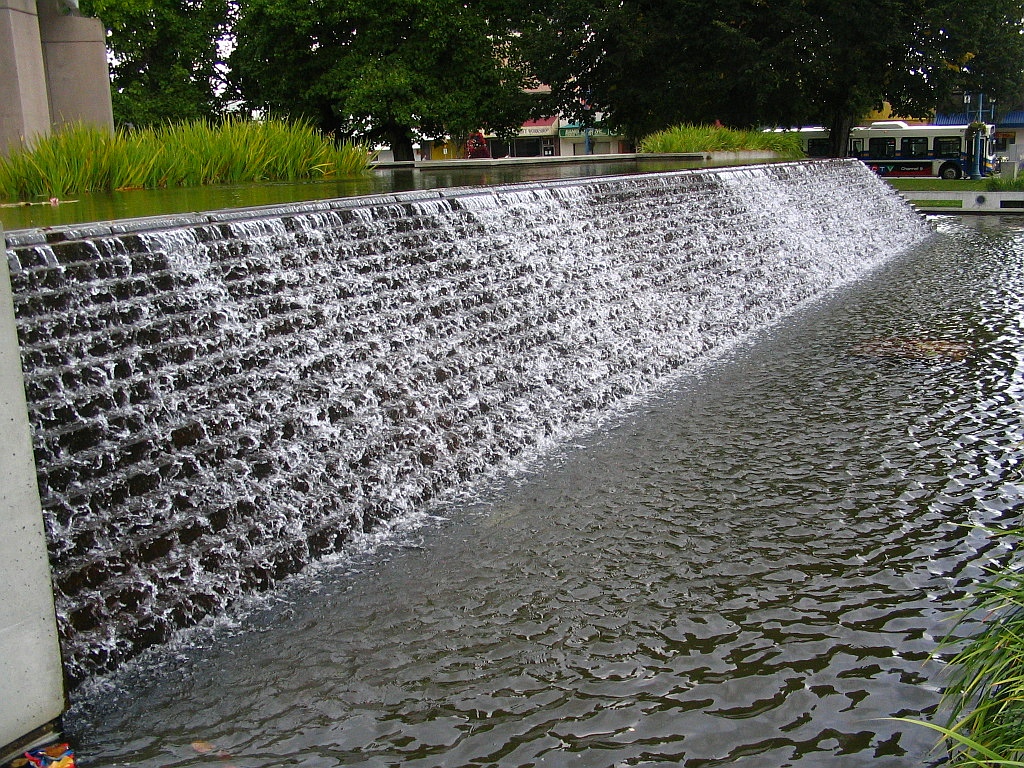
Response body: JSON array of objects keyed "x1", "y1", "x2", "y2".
[
  {"x1": 639, "y1": 124, "x2": 805, "y2": 159},
  {"x1": 0, "y1": 117, "x2": 374, "y2": 201},
  {"x1": 107, "y1": 126, "x2": 165, "y2": 191},
  {"x1": 899, "y1": 529, "x2": 1024, "y2": 766}
]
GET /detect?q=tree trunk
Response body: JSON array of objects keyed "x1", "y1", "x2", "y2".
[
  {"x1": 387, "y1": 126, "x2": 416, "y2": 162},
  {"x1": 827, "y1": 114, "x2": 856, "y2": 157}
]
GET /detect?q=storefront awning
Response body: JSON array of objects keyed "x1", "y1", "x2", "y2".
[{"x1": 519, "y1": 117, "x2": 558, "y2": 136}]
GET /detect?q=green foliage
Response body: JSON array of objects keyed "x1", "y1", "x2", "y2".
[
  {"x1": 936, "y1": 562, "x2": 1024, "y2": 765},
  {"x1": 901, "y1": 528, "x2": 1024, "y2": 765},
  {"x1": 892, "y1": 718, "x2": 1024, "y2": 767},
  {"x1": 0, "y1": 119, "x2": 373, "y2": 201},
  {"x1": 516, "y1": 0, "x2": 776, "y2": 140},
  {"x1": 228, "y1": 0, "x2": 540, "y2": 161},
  {"x1": 517, "y1": 0, "x2": 1024, "y2": 149},
  {"x1": 986, "y1": 174, "x2": 1024, "y2": 192},
  {"x1": 80, "y1": 0, "x2": 231, "y2": 125},
  {"x1": 639, "y1": 125, "x2": 804, "y2": 158},
  {"x1": 886, "y1": 178, "x2": 988, "y2": 192},
  {"x1": 77, "y1": 0, "x2": 1024, "y2": 162}
]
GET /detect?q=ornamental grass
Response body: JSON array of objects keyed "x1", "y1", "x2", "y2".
[
  {"x1": 900, "y1": 533, "x2": 1024, "y2": 766},
  {"x1": 0, "y1": 117, "x2": 374, "y2": 202},
  {"x1": 986, "y1": 173, "x2": 1024, "y2": 192},
  {"x1": 639, "y1": 123, "x2": 805, "y2": 159}
]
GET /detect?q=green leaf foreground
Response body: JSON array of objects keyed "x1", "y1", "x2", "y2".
[
  {"x1": 896, "y1": 527, "x2": 1024, "y2": 766},
  {"x1": 891, "y1": 717, "x2": 1024, "y2": 766}
]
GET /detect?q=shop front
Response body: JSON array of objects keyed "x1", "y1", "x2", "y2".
[
  {"x1": 557, "y1": 124, "x2": 629, "y2": 156},
  {"x1": 487, "y1": 117, "x2": 559, "y2": 158}
]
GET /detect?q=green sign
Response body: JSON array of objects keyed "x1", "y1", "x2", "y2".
[{"x1": 558, "y1": 127, "x2": 616, "y2": 139}]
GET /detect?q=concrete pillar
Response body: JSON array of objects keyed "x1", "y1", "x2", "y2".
[
  {"x1": 38, "y1": 0, "x2": 113, "y2": 132},
  {"x1": 0, "y1": 0, "x2": 112, "y2": 156},
  {"x1": 0, "y1": 224, "x2": 66, "y2": 760},
  {"x1": 0, "y1": 0, "x2": 51, "y2": 155}
]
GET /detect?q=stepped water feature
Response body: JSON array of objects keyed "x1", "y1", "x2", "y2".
[{"x1": 3, "y1": 159, "x2": 929, "y2": 686}]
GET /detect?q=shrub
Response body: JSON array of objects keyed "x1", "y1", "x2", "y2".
[
  {"x1": 639, "y1": 124, "x2": 805, "y2": 159},
  {"x1": 986, "y1": 173, "x2": 1024, "y2": 192}
]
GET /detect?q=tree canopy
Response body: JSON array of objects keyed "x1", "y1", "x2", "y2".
[
  {"x1": 80, "y1": 0, "x2": 230, "y2": 125},
  {"x1": 83, "y1": 0, "x2": 1024, "y2": 155},
  {"x1": 228, "y1": 0, "x2": 541, "y2": 160},
  {"x1": 518, "y1": 0, "x2": 1024, "y2": 153}
]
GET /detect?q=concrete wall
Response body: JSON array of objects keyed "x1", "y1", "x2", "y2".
[
  {"x1": 37, "y1": 0, "x2": 113, "y2": 132},
  {"x1": 899, "y1": 189, "x2": 1024, "y2": 214},
  {"x1": 0, "y1": 0, "x2": 112, "y2": 156},
  {"x1": 0, "y1": 222, "x2": 66, "y2": 759},
  {"x1": 0, "y1": 0, "x2": 52, "y2": 155}
]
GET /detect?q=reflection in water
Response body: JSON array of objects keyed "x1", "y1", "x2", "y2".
[{"x1": 65, "y1": 216, "x2": 1024, "y2": 766}]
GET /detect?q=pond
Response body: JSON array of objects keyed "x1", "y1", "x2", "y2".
[{"x1": 63, "y1": 214, "x2": 1024, "y2": 767}]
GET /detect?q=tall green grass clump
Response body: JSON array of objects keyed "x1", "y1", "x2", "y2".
[
  {"x1": 986, "y1": 172, "x2": 1024, "y2": 192},
  {"x1": 639, "y1": 124, "x2": 805, "y2": 159},
  {"x1": 0, "y1": 117, "x2": 374, "y2": 202},
  {"x1": 900, "y1": 530, "x2": 1024, "y2": 765},
  {"x1": 0, "y1": 123, "x2": 113, "y2": 200}
]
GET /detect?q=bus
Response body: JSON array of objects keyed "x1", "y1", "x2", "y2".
[{"x1": 796, "y1": 121, "x2": 996, "y2": 179}]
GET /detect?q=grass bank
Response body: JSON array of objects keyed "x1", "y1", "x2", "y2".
[
  {"x1": 640, "y1": 124, "x2": 804, "y2": 158},
  {"x1": 0, "y1": 118, "x2": 374, "y2": 203}
]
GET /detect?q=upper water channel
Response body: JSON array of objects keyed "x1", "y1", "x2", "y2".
[
  {"x1": 0, "y1": 156, "x2": 719, "y2": 231},
  {"x1": 64, "y1": 214, "x2": 1024, "y2": 767}
]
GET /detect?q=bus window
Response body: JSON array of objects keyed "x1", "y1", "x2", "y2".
[
  {"x1": 934, "y1": 137, "x2": 961, "y2": 158},
  {"x1": 869, "y1": 137, "x2": 896, "y2": 158},
  {"x1": 806, "y1": 138, "x2": 831, "y2": 157},
  {"x1": 848, "y1": 138, "x2": 863, "y2": 156},
  {"x1": 901, "y1": 137, "x2": 929, "y2": 158}
]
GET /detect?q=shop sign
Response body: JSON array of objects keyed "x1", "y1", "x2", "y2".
[
  {"x1": 520, "y1": 125, "x2": 558, "y2": 136},
  {"x1": 558, "y1": 126, "x2": 616, "y2": 139}
]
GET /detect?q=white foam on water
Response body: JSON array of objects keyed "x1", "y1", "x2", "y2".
[{"x1": 4, "y1": 160, "x2": 931, "y2": 683}]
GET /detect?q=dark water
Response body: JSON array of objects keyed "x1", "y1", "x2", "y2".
[
  {"x1": 0, "y1": 158, "x2": 714, "y2": 232},
  {"x1": 66, "y1": 215, "x2": 1024, "y2": 767}
]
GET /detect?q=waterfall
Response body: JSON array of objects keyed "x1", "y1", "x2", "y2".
[{"x1": 3, "y1": 160, "x2": 930, "y2": 684}]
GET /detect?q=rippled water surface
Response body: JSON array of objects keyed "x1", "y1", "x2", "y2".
[{"x1": 68, "y1": 216, "x2": 1024, "y2": 766}]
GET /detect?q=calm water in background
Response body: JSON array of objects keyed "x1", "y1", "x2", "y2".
[
  {"x1": 0, "y1": 158, "x2": 715, "y2": 231},
  {"x1": 66, "y1": 215, "x2": 1024, "y2": 767}
]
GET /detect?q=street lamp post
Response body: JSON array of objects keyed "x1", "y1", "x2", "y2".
[{"x1": 968, "y1": 92, "x2": 985, "y2": 180}]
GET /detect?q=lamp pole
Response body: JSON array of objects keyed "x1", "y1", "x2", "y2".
[{"x1": 970, "y1": 92, "x2": 984, "y2": 180}]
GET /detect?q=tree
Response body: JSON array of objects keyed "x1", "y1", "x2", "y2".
[
  {"x1": 770, "y1": 0, "x2": 1024, "y2": 155},
  {"x1": 229, "y1": 0, "x2": 540, "y2": 160},
  {"x1": 80, "y1": 0, "x2": 231, "y2": 125},
  {"x1": 517, "y1": 0, "x2": 814, "y2": 141},
  {"x1": 518, "y1": 0, "x2": 1024, "y2": 152}
]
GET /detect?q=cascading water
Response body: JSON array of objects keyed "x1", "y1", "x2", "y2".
[{"x1": 3, "y1": 159, "x2": 929, "y2": 685}]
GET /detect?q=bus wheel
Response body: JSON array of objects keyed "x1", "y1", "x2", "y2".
[{"x1": 939, "y1": 163, "x2": 962, "y2": 180}]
